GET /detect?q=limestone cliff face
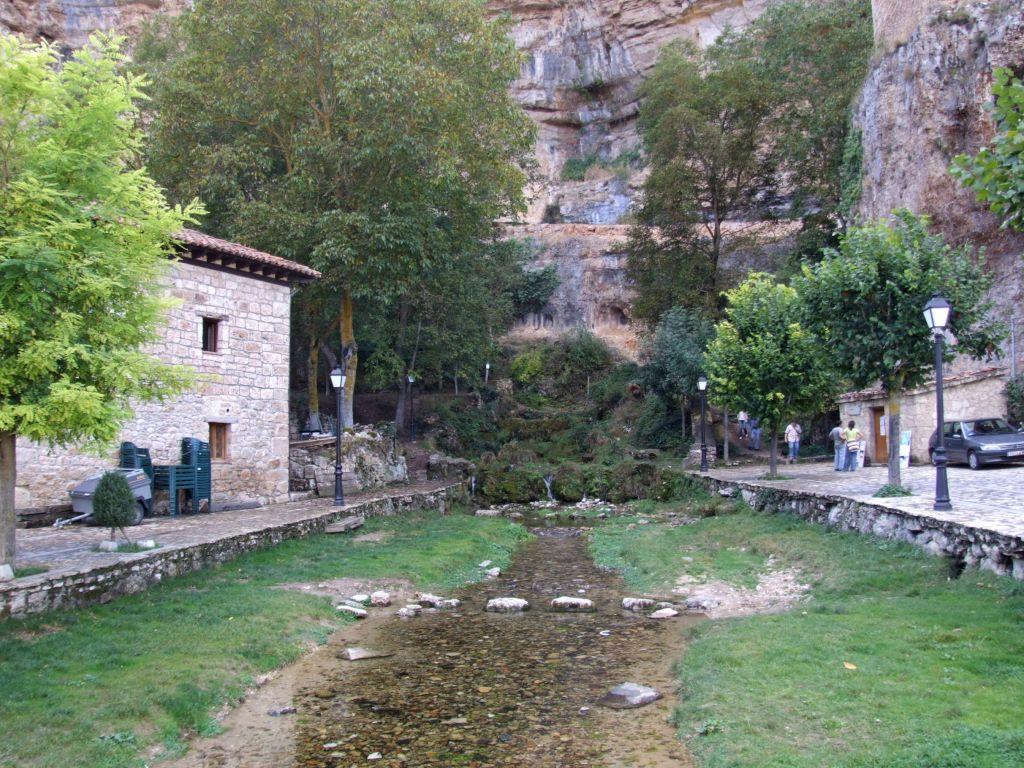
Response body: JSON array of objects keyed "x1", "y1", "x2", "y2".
[
  {"x1": 854, "y1": 0, "x2": 1024, "y2": 367},
  {"x1": 1, "y1": 0, "x2": 189, "y2": 52}
]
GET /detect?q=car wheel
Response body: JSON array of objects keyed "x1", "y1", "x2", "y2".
[
  {"x1": 967, "y1": 451, "x2": 981, "y2": 471},
  {"x1": 129, "y1": 500, "x2": 146, "y2": 526}
]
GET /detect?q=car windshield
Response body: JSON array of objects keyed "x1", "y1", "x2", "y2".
[{"x1": 964, "y1": 418, "x2": 1016, "y2": 436}]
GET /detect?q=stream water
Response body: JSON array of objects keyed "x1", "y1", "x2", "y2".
[{"x1": 174, "y1": 512, "x2": 698, "y2": 767}]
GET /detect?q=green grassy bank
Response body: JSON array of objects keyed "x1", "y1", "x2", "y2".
[
  {"x1": 0, "y1": 511, "x2": 528, "y2": 768},
  {"x1": 591, "y1": 499, "x2": 1024, "y2": 768}
]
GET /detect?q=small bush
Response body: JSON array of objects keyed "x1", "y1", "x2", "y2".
[
  {"x1": 510, "y1": 347, "x2": 546, "y2": 385},
  {"x1": 590, "y1": 362, "x2": 640, "y2": 416},
  {"x1": 92, "y1": 471, "x2": 136, "y2": 539},
  {"x1": 562, "y1": 154, "x2": 600, "y2": 181},
  {"x1": 552, "y1": 463, "x2": 587, "y2": 502},
  {"x1": 633, "y1": 393, "x2": 682, "y2": 450},
  {"x1": 874, "y1": 483, "x2": 913, "y2": 498}
]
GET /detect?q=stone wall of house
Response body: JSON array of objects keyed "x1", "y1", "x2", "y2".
[
  {"x1": 16, "y1": 260, "x2": 292, "y2": 511},
  {"x1": 289, "y1": 425, "x2": 408, "y2": 496},
  {"x1": 839, "y1": 370, "x2": 1008, "y2": 464}
]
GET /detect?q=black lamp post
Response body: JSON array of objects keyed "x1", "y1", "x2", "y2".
[
  {"x1": 697, "y1": 373, "x2": 709, "y2": 473},
  {"x1": 407, "y1": 373, "x2": 416, "y2": 440},
  {"x1": 330, "y1": 366, "x2": 346, "y2": 506},
  {"x1": 924, "y1": 293, "x2": 952, "y2": 511},
  {"x1": 485, "y1": 362, "x2": 490, "y2": 385}
]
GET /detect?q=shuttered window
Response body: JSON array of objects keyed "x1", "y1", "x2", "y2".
[{"x1": 209, "y1": 422, "x2": 229, "y2": 460}]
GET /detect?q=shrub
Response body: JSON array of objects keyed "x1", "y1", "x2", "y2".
[
  {"x1": 562, "y1": 154, "x2": 600, "y2": 181},
  {"x1": 552, "y1": 463, "x2": 587, "y2": 502},
  {"x1": 633, "y1": 393, "x2": 683, "y2": 450},
  {"x1": 478, "y1": 463, "x2": 546, "y2": 503},
  {"x1": 550, "y1": 329, "x2": 613, "y2": 392},
  {"x1": 92, "y1": 471, "x2": 136, "y2": 540},
  {"x1": 510, "y1": 347, "x2": 546, "y2": 385},
  {"x1": 1006, "y1": 373, "x2": 1024, "y2": 425},
  {"x1": 590, "y1": 362, "x2": 641, "y2": 416},
  {"x1": 607, "y1": 460, "x2": 659, "y2": 503}
]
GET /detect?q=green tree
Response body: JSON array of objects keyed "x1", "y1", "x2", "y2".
[
  {"x1": 952, "y1": 67, "x2": 1024, "y2": 231},
  {"x1": 0, "y1": 35, "x2": 198, "y2": 575},
  {"x1": 796, "y1": 211, "x2": 1002, "y2": 486},
  {"x1": 137, "y1": 0, "x2": 534, "y2": 425},
  {"x1": 630, "y1": 38, "x2": 776, "y2": 318},
  {"x1": 644, "y1": 307, "x2": 714, "y2": 440},
  {"x1": 705, "y1": 274, "x2": 834, "y2": 477}
]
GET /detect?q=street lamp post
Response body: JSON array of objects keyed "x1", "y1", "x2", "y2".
[
  {"x1": 485, "y1": 362, "x2": 490, "y2": 385},
  {"x1": 697, "y1": 374, "x2": 709, "y2": 473},
  {"x1": 923, "y1": 294, "x2": 952, "y2": 511},
  {"x1": 407, "y1": 374, "x2": 416, "y2": 440},
  {"x1": 330, "y1": 367, "x2": 347, "y2": 506}
]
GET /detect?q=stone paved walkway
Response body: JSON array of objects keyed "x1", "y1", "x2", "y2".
[
  {"x1": 706, "y1": 462, "x2": 1024, "y2": 538},
  {"x1": 13, "y1": 481, "x2": 451, "y2": 578}
]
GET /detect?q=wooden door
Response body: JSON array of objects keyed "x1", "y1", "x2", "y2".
[{"x1": 872, "y1": 407, "x2": 888, "y2": 463}]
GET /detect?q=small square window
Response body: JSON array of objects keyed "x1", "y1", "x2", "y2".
[
  {"x1": 202, "y1": 317, "x2": 221, "y2": 352},
  {"x1": 209, "y1": 422, "x2": 230, "y2": 460}
]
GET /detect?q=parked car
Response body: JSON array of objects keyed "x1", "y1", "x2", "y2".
[{"x1": 928, "y1": 417, "x2": 1024, "y2": 470}]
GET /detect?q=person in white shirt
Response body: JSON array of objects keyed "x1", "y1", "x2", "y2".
[
  {"x1": 785, "y1": 420, "x2": 802, "y2": 464},
  {"x1": 737, "y1": 410, "x2": 749, "y2": 438}
]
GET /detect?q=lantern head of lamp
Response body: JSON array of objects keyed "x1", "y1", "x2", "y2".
[
  {"x1": 330, "y1": 368, "x2": 346, "y2": 389},
  {"x1": 697, "y1": 374, "x2": 708, "y2": 392},
  {"x1": 923, "y1": 293, "x2": 951, "y2": 334},
  {"x1": 407, "y1": 374, "x2": 415, "y2": 385}
]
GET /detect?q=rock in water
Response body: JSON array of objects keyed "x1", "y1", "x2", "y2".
[
  {"x1": 685, "y1": 596, "x2": 720, "y2": 611},
  {"x1": 341, "y1": 647, "x2": 394, "y2": 661},
  {"x1": 649, "y1": 607, "x2": 679, "y2": 619},
  {"x1": 370, "y1": 590, "x2": 391, "y2": 607},
  {"x1": 550, "y1": 596, "x2": 595, "y2": 612},
  {"x1": 485, "y1": 597, "x2": 529, "y2": 613},
  {"x1": 396, "y1": 604, "x2": 423, "y2": 618},
  {"x1": 621, "y1": 597, "x2": 656, "y2": 612},
  {"x1": 598, "y1": 683, "x2": 662, "y2": 709},
  {"x1": 485, "y1": 567, "x2": 501, "y2": 579},
  {"x1": 414, "y1": 592, "x2": 445, "y2": 607},
  {"x1": 437, "y1": 598, "x2": 461, "y2": 610},
  {"x1": 335, "y1": 604, "x2": 367, "y2": 619}
]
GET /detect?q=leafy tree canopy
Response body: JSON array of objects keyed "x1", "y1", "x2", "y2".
[
  {"x1": 0, "y1": 34, "x2": 199, "y2": 568},
  {"x1": 705, "y1": 273, "x2": 834, "y2": 476},
  {"x1": 644, "y1": 307, "x2": 714, "y2": 404},
  {"x1": 952, "y1": 67, "x2": 1024, "y2": 231}
]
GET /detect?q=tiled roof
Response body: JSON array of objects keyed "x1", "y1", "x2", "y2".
[
  {"x1": 175, "y1": 228, "x2": 320, "y2": 283},
  {"x1": 838, "y1": 365, "x2": 1007, "y2": 402}
]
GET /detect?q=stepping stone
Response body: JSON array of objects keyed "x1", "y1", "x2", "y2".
[
  {"x1": 370, "y1": 590, "x2": 391, "y2": 606},
  {"x1": 598, "y1": 682, "x2": 662, "y2": 709},
  {"x1": 396, "y1": 604, "x2": 422, "y2": 618},
  {"x1": 478, "y1": 560, "x2": 492, "y2": 568},
  {"x1": 340, "y1": 647, "x2": 394, "y2": 661},
  {"x1": 325, "y1": 515, "x2": 365, "y2": 534},
  {"x1": 485, "y1": 597, "x2": 529, "y2": 613},
  {"x1": 649, "y1": 607, "x2": 679, "y2": 619},
  {"x1": 475, "y1": 509, "x2": 501, "y2": 517},
  {"x1": 336, "y1": 604, "x2": 367, "y2": 619},
  {"x1": 349, "y1": 593, "x2": 371, "y2": 605},
  {"x1": 551, "y1": 596, "x2": 595, "y2": 612},
  {"x1": 685, "y1": 597, "x2": 720, "y2": 612},
  {"x1": 621, "y1": 597, "x2": 656, "y2": 612},
  {"x1": 485, "y1": 567, "x2": 501, "y2": 579}
]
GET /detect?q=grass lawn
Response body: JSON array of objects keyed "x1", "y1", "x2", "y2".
[
  {"x1": 0, "y1": 510, "x2": 528, "y2": 768},
  {"x1": 590, "y1": 499, "x2": 1024, "y2": 768}
]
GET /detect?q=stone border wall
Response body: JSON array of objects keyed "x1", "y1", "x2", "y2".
[
  {"x1": 2, "y1": 483, "x2": 465, "y2": 619},
  {"x1": 689, "y1": 473, "x2": 1024, "y2": 579}
]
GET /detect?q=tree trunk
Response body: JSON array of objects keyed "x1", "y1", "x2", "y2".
[
  {"x1": 0, "y1": 431, "x2": 16, "y2": 574},
  {"x1": 307, "y1": 333, "x2": 320, "y2": 419},
  {"x1": 887, "y1": 390, "x2": 902, "y2": 487},
  {"x1": 769, "y1": 431, "x2": 779, "y2": 478},
  {"x1": 339, "y1": 289, "x2": 356, "y2": 428},
  {"x1": 723, "y1": 408, "x2": 729, "y2": 462},
  {"x1": 395, "y1": 379, "x2": 408, "y2": 435}
]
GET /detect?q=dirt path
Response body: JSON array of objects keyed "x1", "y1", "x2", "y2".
[{"x1": 168, "y1": 523, "x2": 698, "y2": 767}]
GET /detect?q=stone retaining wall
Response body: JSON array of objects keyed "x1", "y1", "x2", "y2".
[
  {"x1": 690, "y1": 474, "x2": 1024, "y2": 579},
  {"x1": 1, "y1": 483, "x2": 464, "y2": 619}
]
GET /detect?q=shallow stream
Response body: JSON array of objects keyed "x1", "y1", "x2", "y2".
[{"x1": 174, "y1": 511, "x2": 698, "y2": 767}]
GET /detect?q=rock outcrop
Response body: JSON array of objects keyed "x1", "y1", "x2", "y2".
[
  {"x1": 854, "y1": 1, "x2": 1024, "y2": 367},
  {"x1": 289, "y1": 424, "x2": 408, "y2": 496}
]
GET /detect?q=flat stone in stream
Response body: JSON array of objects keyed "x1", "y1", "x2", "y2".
[
  {"x1": 649, "y1": 607, "x2": 679, "y2": 619},
  {"x1": 370, "y1": 590, "x2": 391, "y2": 606},
  {"x1": 485, "y1": 597, "x2": 529, "y2": 613},
  {"x1": 396, "y1": 604, "x2": 422, "y2": 618},
  {"x1": 415, "y1": 593, "x2": 461, "y2": 609},
  {"x1": 621, "y1": 597, "x2": 656, "y2": 612},
  {"x1": 336, "y1": 604, "x2": 368, "y2": 618},
  {"x1": 598, "y1": 682, "x2": 663, "y2": 709},
  {"x1": 340, "y1": 647, "x2": 394, "y2": 661},
  {"x1": 551, "y1": 596, "x2": 595, "y2": 612}
]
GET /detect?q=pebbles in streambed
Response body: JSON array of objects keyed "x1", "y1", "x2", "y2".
[
  {"x1": 336, "y1": 604, "x2": 368, "y2": 619},
  {"x1": 598, "y1": 682, "x2": 663, "y2": 709},
  {"x1": 415, "y1": 593, "x2": 461, "y2": 609},
  {"x1": 370, "y1": 591, "x2": 391, "y2": 607},
  {"x1": 485, "y1": 597, "x2": 529, "y2": 613},
  {"x1": 550, "y1": 596, "x2": 595, "y2": 612},
  {"x1": 621, "y1": 597, "x2": 656, "y2": 612}
]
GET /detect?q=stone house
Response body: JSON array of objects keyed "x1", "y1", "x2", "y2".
[
  {"x1": 837, "y1": 367, "x2": 1009, "y2": 466},
  {"x1": 15, "y1": 229, "x2": 319, "y2": 514}
]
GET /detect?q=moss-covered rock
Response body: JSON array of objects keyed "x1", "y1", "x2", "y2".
[
  {"x1": 478, "y1": 462, "x2": 546, "y2": 504},
  {"x1": 552, "y1": 463, "x2": 586, "y2": 502}
]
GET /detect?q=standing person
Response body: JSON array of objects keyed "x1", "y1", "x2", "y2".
[
  {"x1": 785, "y1": 420, "x2": 802, "y2": 464},
  {"x1": 749, "y1": 417, "x2": 761, "y2": 450},
  {"x1": 843, "y1": 420, "x2": 863, "y2": 472},
  {"x1": 737, "y1": 409, "x2": 749, "y2": 438},
  {"x1": 828, "y1": 421, "x2": 847, "y2": 471}
]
